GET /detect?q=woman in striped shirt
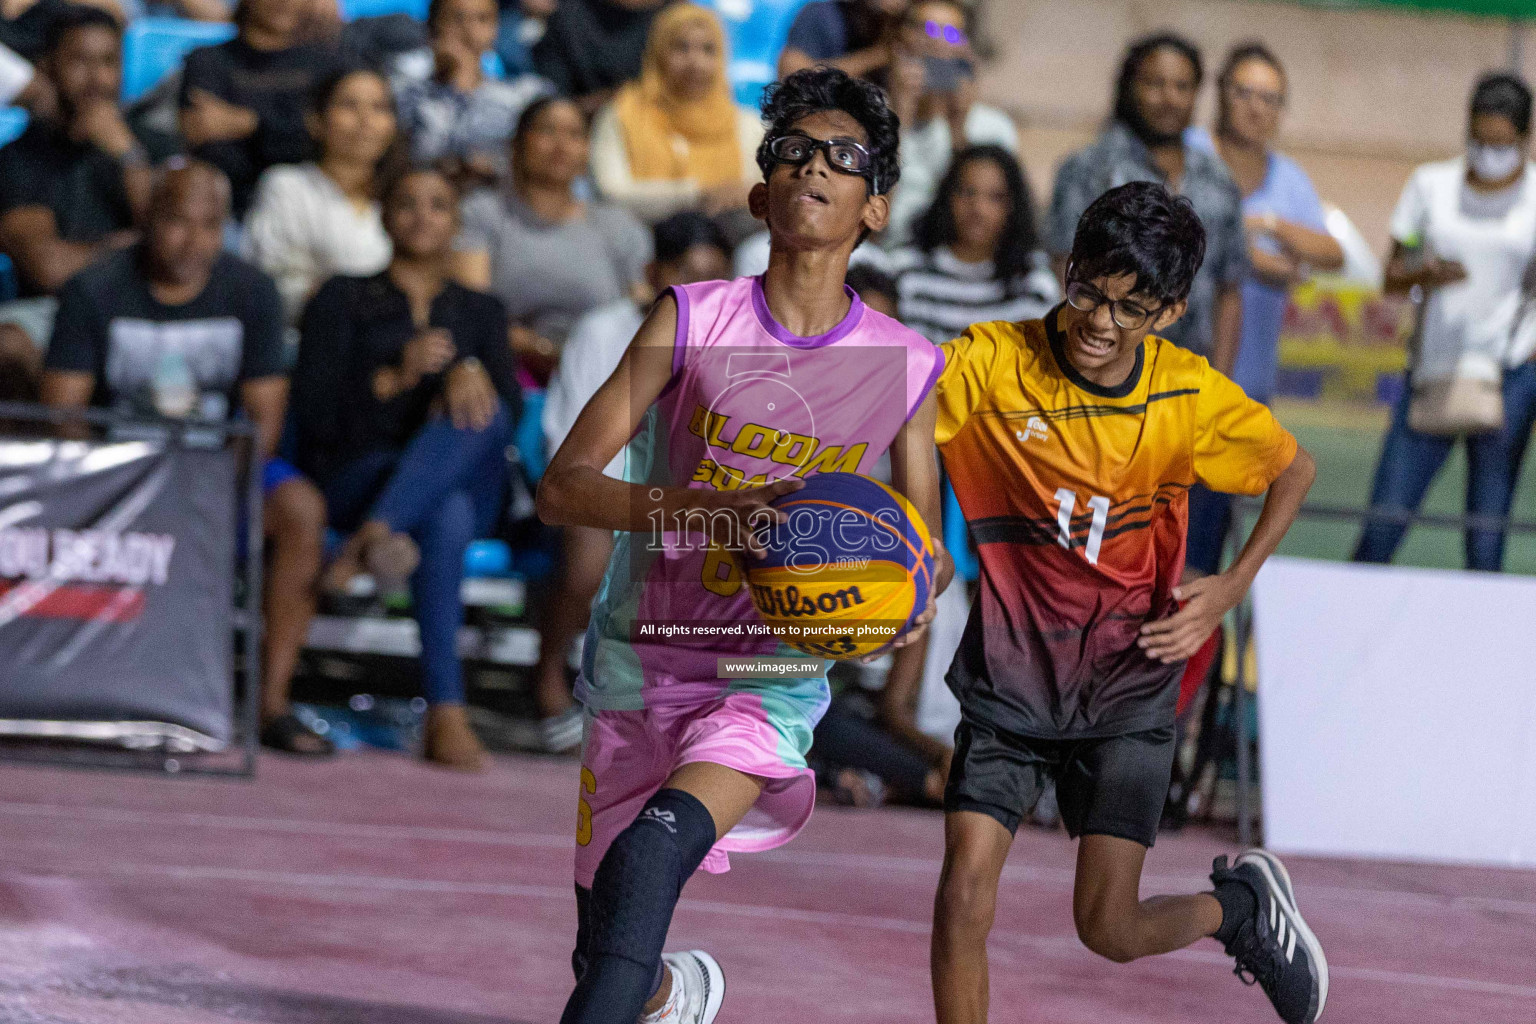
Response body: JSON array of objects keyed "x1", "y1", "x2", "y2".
[{"x1": 890, "y1": 144, "x2": 1059, "y2": 346}]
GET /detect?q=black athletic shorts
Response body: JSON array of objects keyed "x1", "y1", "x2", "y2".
[{"x1": 944, "y1": 717, "x2": 1177, "y2": 847}]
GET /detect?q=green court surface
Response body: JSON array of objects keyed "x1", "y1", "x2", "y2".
[{"x1": 1260, "y1": 400, "x2": 1536, "y2": 574}]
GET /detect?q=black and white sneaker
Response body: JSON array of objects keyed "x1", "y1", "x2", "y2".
[
  {"x1": 1211, "y1": 850, "x2": 1328, "y2": 1024},
  {"x1": 659, "y1": 950, "x2": 726, "y2": 1024}
]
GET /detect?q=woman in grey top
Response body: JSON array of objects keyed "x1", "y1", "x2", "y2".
[{"x1": 455, "y1": 95, "x2": 652, "y2": 382}]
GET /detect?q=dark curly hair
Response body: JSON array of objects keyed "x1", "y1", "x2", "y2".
[
  {"x1": 914, "y1": 145, "x2": 1039, "y2": 282},
  {"x1": 756, "y1": 68, "x2": 901, "y2": 196},
  {"x1": 1112, "y1": 32, "x2": 1203, "y2": 141},
  {"x1": 1068, "y1": 181, "x2": 1205, "y2": 307}
]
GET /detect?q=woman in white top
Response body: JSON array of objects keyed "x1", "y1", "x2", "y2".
[
  {"x1": 1355, "y1": 73, "x2": 1536, "y2": 572},
  {"x1": 889, "y1": 145, "x2": 1058, "y2": 347},
  {"x1": 244, "y1": 67, "x2": 400, "y2": 325},
  {"x1": 587, "y1": 3, "x2": 763, "y2": 226}
]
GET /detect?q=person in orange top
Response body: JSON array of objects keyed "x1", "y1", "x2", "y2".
[{"x1": 929, "y1": 182, "x2": 1326, "y2": 1024}]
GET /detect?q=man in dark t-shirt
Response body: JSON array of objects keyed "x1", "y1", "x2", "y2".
[
  {"x1": 178, "y1": 0, "x2": 341, "y2": 216},
  {"x1": 0, "y1": 6, "x2": 148, "y2": 309},
  {"x1": 777, "y1": 0, "x2": 905, "y2": 82},
  {"x1": 45, "y1": 231, "x2": 285, "y2": 420},
  {"x1": 42, "y1": 160, "x2": 334, "y2": 757},
  {"x1": 531, "y1": 0, "x2": 666, "y2": 111}
]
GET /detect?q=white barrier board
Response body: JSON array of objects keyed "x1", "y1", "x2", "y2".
[{"x1": 1252, "y1": 557, "x2": 1536, "y2": 867}]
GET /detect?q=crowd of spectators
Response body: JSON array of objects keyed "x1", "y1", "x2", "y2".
[{"x1": 0, "y1": 0, "x2": 1532, "y2": 795}]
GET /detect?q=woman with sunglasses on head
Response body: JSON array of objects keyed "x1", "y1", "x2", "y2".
[
  {"x1": 882, "y1": 0, "x2": 1018, "y2": 247},
  {"x1": 244, "y1": 66, "x2": 401, "y2": 327},
  {"x1": 541, "y1": 67, "x2": 948, "y2": 1024},
  {"x1": 590, "y1": 4, "x2": 764, "y2": 227},
  {"x1": 1181, "y1": 43, "x2": 1343, "y2": 579},
  {"x1": 291, "y1": 166, "x2": 520, "y2": 771},
  {"x1": 454, "y1": 95, "x2": 651, "y2": 383}
]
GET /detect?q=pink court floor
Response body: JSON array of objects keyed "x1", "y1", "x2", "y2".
[{"x1": 0, "y1": 751, "x2": 1532, "y2": 1024}]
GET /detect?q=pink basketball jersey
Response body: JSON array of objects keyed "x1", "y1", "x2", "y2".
[{"x1": 576, "y1": 275, "x2": 943, "y2": 712}]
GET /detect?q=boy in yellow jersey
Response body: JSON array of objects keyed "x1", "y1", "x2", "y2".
[{"x1": 929, "y1": 182, "x2": 1326, "y2": 1024}]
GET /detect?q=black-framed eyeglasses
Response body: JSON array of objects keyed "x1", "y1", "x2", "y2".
[
  {"x1": 764, "y1": 133, "x2": 880, "y2": 192},
  {"x1": 1064, "y1": 280, "x2": 1164, "y2": 331}
]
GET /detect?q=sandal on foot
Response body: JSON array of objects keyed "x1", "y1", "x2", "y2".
[
  {"x1": 323, "y1": 523, "x2": 419, "y2": 595},
  {"x1": 364, "y1": 532, "x2": 419, "y2": 588},
  {"x1": 260, "y1": 712, "x2": 336, "y2": 757}
]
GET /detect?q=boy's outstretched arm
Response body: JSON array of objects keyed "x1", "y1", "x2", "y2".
[
  {"x1": 884, "y1": 388, "x2": 953, "y2": 652},
  {"x1": 536, "y1": 294, "x2": 803, "y2": 549},
  {"x1": 1138, "y1": 445, "x2": 1316, "y2": 664}
]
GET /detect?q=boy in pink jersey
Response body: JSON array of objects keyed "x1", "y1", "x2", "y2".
[{"x1": 538, "y1": 68, "x2": 953, "y2": 1024}]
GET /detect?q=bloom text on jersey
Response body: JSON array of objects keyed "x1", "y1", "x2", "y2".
[{"x1": 687, "y1": 404, "x2": 869, "y2": 491}]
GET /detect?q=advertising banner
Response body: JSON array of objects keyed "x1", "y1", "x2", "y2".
[
  {"x1": 1253, "y1": 556, "x2": 1536, "y2": 867},
  {"x1": 0, "y1": 437, "x2": 236, "y2": 743}
]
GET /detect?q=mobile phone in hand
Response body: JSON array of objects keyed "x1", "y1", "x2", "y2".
[{"x1": 922, "y1": 55, "x2": 974, "y2": 96}]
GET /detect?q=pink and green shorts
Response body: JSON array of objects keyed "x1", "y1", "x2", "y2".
[{"x1": 572, "y1": 689, "x2": 821, "y2": 889}]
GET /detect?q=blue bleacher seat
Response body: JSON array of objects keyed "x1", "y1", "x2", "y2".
[
  {"x1": 0, "y1": 254, "x2": 17, "y2": 304},
  {"x1": 0, "y1": 107, "x2": 23, "y2": 309},
  {"x1": 514, "y1": 389, "x2": 548, "y2": 482},
  {"x1": 122, "y1": 17, "x2": 238, "y2": 105},
  {"x1": 323, "y1": 531, "x2": 514, "y2": 579},
  {"x1": 0, "y1": 90, "x2": 23, "y2": 303},
  {"x1": 464, "y1": 539, "x2": 512, "y2": 576},
  {"x1": 338, "y1": 0, "x2": 430, "y2": 22},
  {"x1": 0, "y1": 106, "x2": 27, "y2": 147},
  {"x1": 482, "y1": 50, "x2": 505, "y2": 80},
  {"x1": 699, "y1": 0, "x2": 812, "y2": 108},
  {"x1": 943, "y1": 479, "x2": 978, "y2": 582}
]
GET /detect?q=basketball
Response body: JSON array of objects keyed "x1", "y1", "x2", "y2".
[{"x1": 744, "y1": 472, "x2": 934, "y2": 661}]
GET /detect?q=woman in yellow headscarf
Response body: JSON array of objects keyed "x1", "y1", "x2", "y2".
[{"x1": 590, "y1": 3, "x2": 765, "y2": 225}]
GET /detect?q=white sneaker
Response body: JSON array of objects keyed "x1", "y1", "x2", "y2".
[
  {"x1": 648, "y1": 950, "x2": 725, "y2": 1024},
  {"x1": 538, "y1": 707, "x2": 584, "y2": 754}
]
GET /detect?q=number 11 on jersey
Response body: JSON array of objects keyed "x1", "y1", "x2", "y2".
[{"x1": 1054, "y1": 488, "x2": 1110, "y2": 565}]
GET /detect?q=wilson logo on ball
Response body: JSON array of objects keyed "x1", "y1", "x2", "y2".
[
  {"x1": 750, "y1": 583, "x2": 867, "y2": 618},
  {"x1": 745, "y1": 472, "x2": 935, "y2": 660}
]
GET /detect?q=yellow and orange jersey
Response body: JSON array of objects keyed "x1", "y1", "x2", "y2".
[{"x1": 937, "y1": 309, "x2": 1297, "y2": 738}]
